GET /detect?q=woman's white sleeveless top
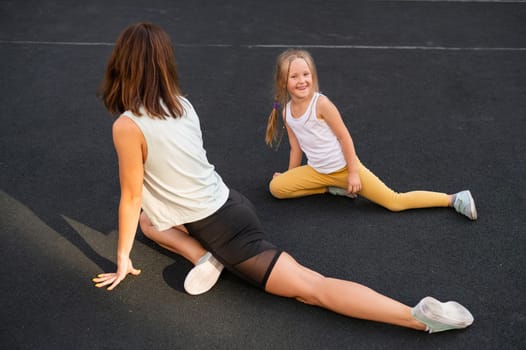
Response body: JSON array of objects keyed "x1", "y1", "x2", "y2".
[{"x1": 123, "y1": 97, "x2": 229, "y2": 231}]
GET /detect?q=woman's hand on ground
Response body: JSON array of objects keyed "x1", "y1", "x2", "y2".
[{"x1": 92, "y1": 258, "x2": 141, "y2": 291}]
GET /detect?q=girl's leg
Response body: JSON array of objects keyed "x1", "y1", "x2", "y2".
[
  {"x1": 355, "y1": 159, "x2": 452, "y2": 212},
  {"x1": 265, "y1": 252, "x2": 426, "y2": 330},
  {"x1": 269, "y1": 160, "x2": 465, "y2": 214},
  {"x1": 269, "y1": 162, "x2": 451, "y2": 211},
  {"x1": 139, "y1": 212, "x2": 207, "y2": 265},
  {"x1": 269, "y1": 165, "x2": 344, "y2": 199}
]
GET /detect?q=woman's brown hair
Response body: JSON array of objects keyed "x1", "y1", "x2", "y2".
[
  {"x1": 98, "y1": 22, "x2": 184, "y2": 118},
  {"x1": 265, "y1": 49, "x2": 319, "y2": 147}
]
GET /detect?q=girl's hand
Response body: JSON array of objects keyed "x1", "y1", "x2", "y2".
[
  {"x1": 347, "y1": 172, "x2": 362, "y2": 194},
  {"x1": 92, "y1": 257, "x2": 141, "y2": 291},
  {"x1": 273, "y1": 172, "x2": 282, "y2": 178}
]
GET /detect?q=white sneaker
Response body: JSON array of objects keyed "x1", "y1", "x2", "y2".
[
  {"x1": 412, "y1": 296, "x2": 474, "y2": 333},
  {"x1": 184, "y1": 252, "x2": 224, "y2": 295},
  {"x1": 327, "y1": 186, "x2": 357, "y2": 199},
  {"x1": 453, "y1": 190, "x2": 477, "y2": 220}
]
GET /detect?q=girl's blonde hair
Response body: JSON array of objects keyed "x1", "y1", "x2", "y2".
[{"x1": 265, "y1": 49, "x2": 319, "y2": 147}]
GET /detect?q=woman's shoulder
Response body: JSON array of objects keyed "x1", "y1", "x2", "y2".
[
  {"x1": 112, "y1": 114, "x2": 144, "y2": 147},
  {"x1": 113, "y1": 113, "x2": 140, "y2": 131},
  {"x1": 178, "y1": 95, "x2": 193, "y2": 109}
]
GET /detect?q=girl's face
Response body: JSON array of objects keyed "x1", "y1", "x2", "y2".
[{"x1": 286, "y1": 58, "x2": 313, "y2": 100}]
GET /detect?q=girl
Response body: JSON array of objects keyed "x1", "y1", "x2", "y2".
[
  {"x1": 266, "y1": 49, "x2": 477, "y2": 220},
  {"x1": 93, "y1": 22, "x2": 474, "y2": 334}
]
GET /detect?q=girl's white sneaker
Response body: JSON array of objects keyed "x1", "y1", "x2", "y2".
[
  {"x1": 453, "y1": 190, "x2": 477, "y2": 220},
  {"x1": 327, "y1": 186, "x2": 357, "y2": 199}
]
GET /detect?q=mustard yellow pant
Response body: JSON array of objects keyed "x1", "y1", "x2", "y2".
[{"x1": 269, "y1": 159, "x2": 450, "y2": 211}]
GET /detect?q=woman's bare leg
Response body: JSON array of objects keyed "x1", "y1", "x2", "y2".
[
  {"x1": 139, "y1": 212, "x2": 206, "y2": 265},
  {"x1": 265, "y1": 252, "x2": 426, "y2": 330}
]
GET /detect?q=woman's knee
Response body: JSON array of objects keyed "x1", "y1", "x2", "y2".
[
  {"x1": 294, "y1": 274, "x2": 327, "y2": 306},
  {"x1": 139, "y1": 212, "x2": 155, "y2": 239},
  {"x1": 266, "y1": 253, "x2": 327, "y2": 305}
]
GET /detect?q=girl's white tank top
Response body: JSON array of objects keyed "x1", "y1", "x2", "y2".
[{"x1": 285, "y1": 92, "x2": 346, "y2": 174}]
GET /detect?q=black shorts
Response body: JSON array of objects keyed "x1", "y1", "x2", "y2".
[{"x1": 185, "y1": 189, "x2": 282, "y2": 289}]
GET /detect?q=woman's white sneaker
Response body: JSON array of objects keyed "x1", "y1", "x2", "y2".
[
  {"x1": 184, "y1": 252, "x2": 224, "y2": 295},
  {"x1": 412, "y1": 296, "x2": 474, "y2": 333}
]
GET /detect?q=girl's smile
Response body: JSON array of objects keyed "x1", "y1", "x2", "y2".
[{"x1": 287, "y1": 58, "x2": 313, "y2": 100}]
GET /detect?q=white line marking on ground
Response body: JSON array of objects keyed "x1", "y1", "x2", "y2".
[
  {"x1": 248, "y1": 44, "x2": 526, "y2": 51},
  {"x1": 377, "y1": 0, "x2": 526, "y2": 3},
  {"x1": 0, "y1": 40, "x2": 115, "y2": 46},
  {"x1": 1, "y1": 40, "x2": 525, "y2": 51}
]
